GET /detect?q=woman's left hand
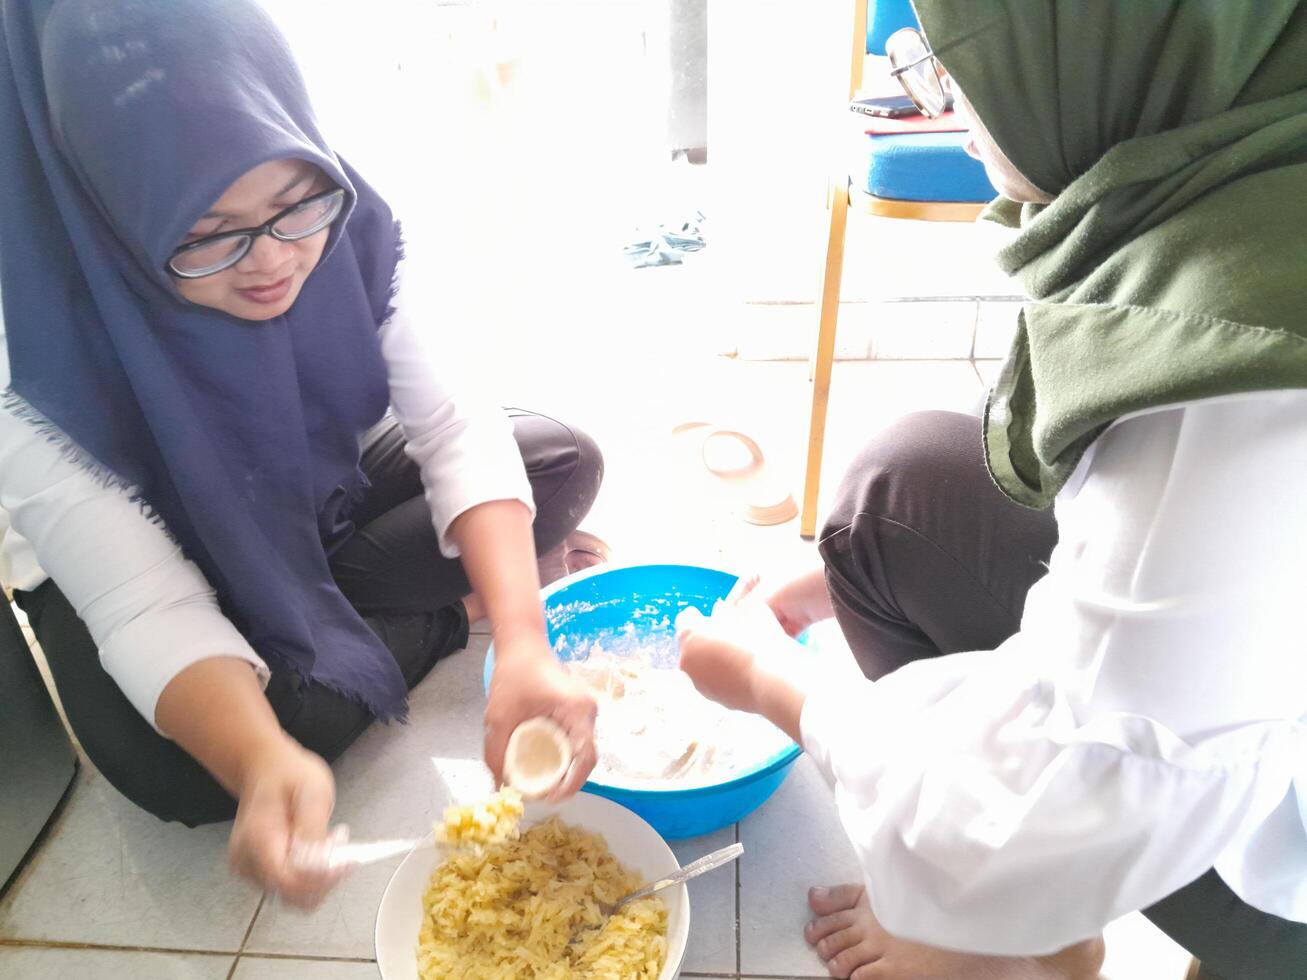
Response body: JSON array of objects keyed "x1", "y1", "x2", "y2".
[{"x1": 483, "y1": 629, "x2": 598, "y2": 802}]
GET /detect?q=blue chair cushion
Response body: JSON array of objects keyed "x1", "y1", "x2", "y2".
[
  {"x1": 855, "y1": 131, "x2": 996, "y2": 202},
  {"x1": 867, "y1": 0, "x2": 919, "y2": 55}
]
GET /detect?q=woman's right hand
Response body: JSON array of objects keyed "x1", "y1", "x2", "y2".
[
  {"x1": 227, "y1": 736, "x2": 345, "y2": 910},
  {"x1": 154, "y1": 657, "x2": 345, "y2": 909}
]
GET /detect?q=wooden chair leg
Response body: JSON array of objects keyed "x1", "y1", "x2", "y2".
[{"x1": 800, "y1": 177, "x2": 851, "y2": 539}]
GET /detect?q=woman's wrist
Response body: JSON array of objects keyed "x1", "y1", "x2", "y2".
[
  {"x1": 157, "y1": 656, "x2": 293, "y2": 797},
  {"x1": 230, "y1": 728, "x2": 304, "y2": 797},
  {"x1": 490, "y1": 615, "x2": 551, "y2": 664},
  {"x1": 448, "y1": 498, "x2": 548, "y2": 661}
]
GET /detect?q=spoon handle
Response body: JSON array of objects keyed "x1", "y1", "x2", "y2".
[
  {"x1": 289, "y1": 835, "x2": 423, "y2": 871},
  {"x1": 615, "y1": 842, "x2": 744, "y2": 909}
]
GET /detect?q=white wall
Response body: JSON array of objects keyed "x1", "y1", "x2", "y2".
[
  {"x1": 256, "y1": 0, "x2": 865, "y2": 365},
  {"x1": 262, "y1": 0, "x2": 855, "y2": 302},
  {"x1": 258, "y1": 1, "x2": 681, "y2": 358},
  {"x1": 707, "y1": 0, "x2": 850, "y2": 302}
]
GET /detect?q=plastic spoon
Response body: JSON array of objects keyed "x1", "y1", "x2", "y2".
[{"x1": 288, "y1": 827, "x2": 423, "y2": 872}]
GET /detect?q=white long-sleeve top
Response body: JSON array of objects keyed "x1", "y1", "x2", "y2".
[
  {"x1": 0, "y1": 281, "x2": 534, "y2": 731},
  {"x1": 801, "y1": 390, "x2": 1307, "y2": 955}
]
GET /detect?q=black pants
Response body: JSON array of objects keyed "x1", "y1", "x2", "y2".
[
  {"x1": 15, "y1": 411, "x2": 602, "y2": 829},
  {"x1": 817, "y1": 410, "x2": 1306, "y2": 980}
]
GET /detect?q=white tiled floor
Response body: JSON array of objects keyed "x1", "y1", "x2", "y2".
[
  {"x1": 2, "y1": 232, "x2": 1191, "y2": 979},
  {"x1": 0, "y1": 768, "x2": 259, "y2": 952},
  {"x1": 0, "y1": 948, "x2": 234, "y2": 979},
  {"x1": 739, "y1": 756, "x2": 861, "y2": 978},
  {"x1": 231, "y1": 961, "x2": 377, "y2": 980}
]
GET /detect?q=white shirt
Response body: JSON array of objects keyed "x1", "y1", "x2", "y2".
[
  {"x1": 0, "y1": 279, "x2": 534, "y2": 731},
  {"x1": 801, "y1": 390, "x2": 1307, "y2": 955}
]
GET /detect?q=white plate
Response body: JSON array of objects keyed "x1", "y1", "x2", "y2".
[{"x1": 374, "y1": 791, "x2": 690, "y2": 979}]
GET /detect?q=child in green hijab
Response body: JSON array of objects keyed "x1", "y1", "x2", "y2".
[{"x1": 677, "y1": 3, "x2": 1307, "y2": 978}]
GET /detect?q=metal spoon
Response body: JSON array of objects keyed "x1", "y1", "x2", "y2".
[{"x1": 599, "y1": 841, "x2": 744, "y2": 916}]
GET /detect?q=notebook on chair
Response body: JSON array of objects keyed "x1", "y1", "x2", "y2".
[{"x1": 860, "y1": 110, "x2": 968, "y2": 135}]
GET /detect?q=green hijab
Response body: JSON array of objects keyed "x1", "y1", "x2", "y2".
[{"x1": 912, "y1": 1, "x2": 1307, "y2": 508}]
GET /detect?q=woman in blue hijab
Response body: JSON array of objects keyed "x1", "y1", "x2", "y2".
[{"x1": 0, "y1": 0, "x2": 603, "y2": 905}]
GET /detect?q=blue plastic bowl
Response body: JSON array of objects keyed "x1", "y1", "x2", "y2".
[{"x1": 484, "y1": 563, "x2": 805, "y2": 840}]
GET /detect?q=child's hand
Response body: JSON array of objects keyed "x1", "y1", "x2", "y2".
[
  {"x1": 677, "y1": 580, "x2": 811, "y2": 743},
  {"x1": 765, "y1": 567, "x2": 837, "y2": 638},
  {"x1": 676, "y1": 586, "x2": 795, "y2": 712},
  {"x1": 675, "y1": 604, "x2": 762, "y2": 713}
]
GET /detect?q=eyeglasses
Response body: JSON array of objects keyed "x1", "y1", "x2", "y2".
[
  {"x1": 886, "y1": 27, "x2": 952, "y2": 118},
  {"x1": 167, "y1": 187, "x2": 346, "y2": 279}
]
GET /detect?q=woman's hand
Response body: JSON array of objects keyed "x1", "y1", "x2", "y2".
[
  {"x1": 447, "y1": 500, "x2": 599, "y2": 802},
  {"x1": 155, "y1": 657, "x2": 346, "y2": 908},
  {"x1": 228, "y1": 736, "x2": 345, "y2": 910},
  {"x1": 483, "y1": 628, "x2": 598, "y2": 802}
]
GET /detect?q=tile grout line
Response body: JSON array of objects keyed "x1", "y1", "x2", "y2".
[
  {"x1": 225, "y1": 892, "x2": 267, "y2": 980},
  {"x1": 734, "y1": 821, "x2": 742, "y2": 979},
  {"x1": 0, "y1": 938, "x2": 236, "y2": 958},
  {"x1": 743, "y1": 295, "x2": 1026, "y2": 306},
  {"x1": 234, "y1": 952, "x2": 377, "y2": 964},
  {"x1": 0, "y1": 940, "x2": 811, "y2": 976},
  {"x1": 969, "y1": 300, "x2": 979, "y2": 361},
  {"x1": 736, "y1": 354, "x2": 983, "y2": 365}
]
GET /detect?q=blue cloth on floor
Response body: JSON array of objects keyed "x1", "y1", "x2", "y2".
[{"x1": 624, "y1": 212, "x2": 706, "y2": 268}]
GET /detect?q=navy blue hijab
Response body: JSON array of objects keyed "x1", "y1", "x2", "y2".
[{"x1": 0, "y1": 0, "x2": 410, "y2": 718}]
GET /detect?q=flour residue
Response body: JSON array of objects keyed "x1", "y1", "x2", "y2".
[{"x1": 560, "y1": 624, "x2": 792, "y2": 789}]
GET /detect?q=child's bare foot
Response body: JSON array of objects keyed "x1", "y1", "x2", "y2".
[
  {"x1": 766, "y1": 566, "x2": 836, "y2": 636},
  {"x1": 805, "y1": 883, "x2": 1105, "y2": 979}
]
